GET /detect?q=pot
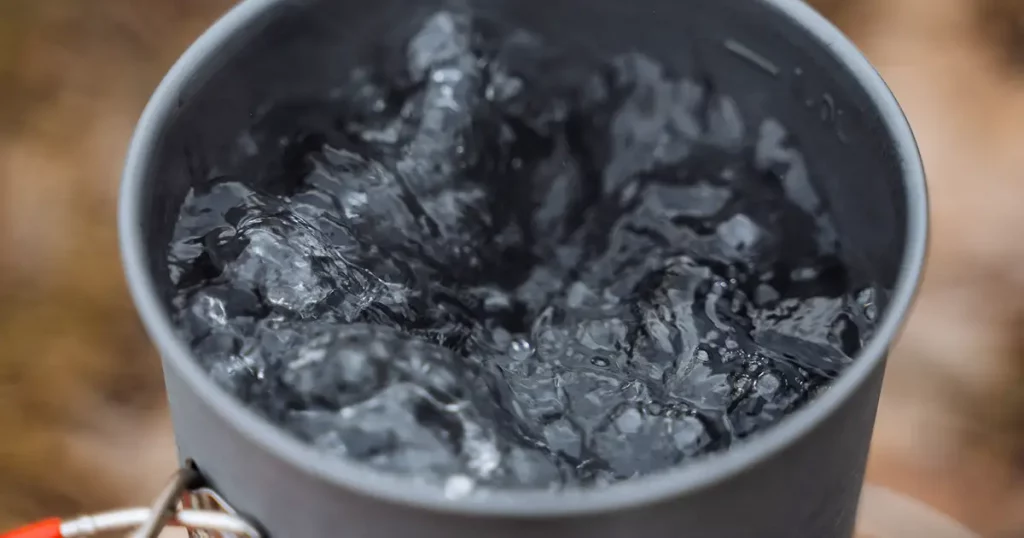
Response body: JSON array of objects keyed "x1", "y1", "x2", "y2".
[{"x1": 119, "y1": 0, "x2": 928, "y2": 536}]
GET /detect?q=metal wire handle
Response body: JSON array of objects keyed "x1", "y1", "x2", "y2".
[
  {"x1": 61, "y1": 507, "x2": 260, "y2": 538},
  {"x1": 0, "y1": 465, "x2": 261, "y2": 538},
  {"x1": 132, "y1": 466, "x2": 200, "y2": 538}
]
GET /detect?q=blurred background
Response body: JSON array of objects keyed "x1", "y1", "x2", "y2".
[{"x1": 1, "y1": 0, "x2": 1023, "y2": 535}]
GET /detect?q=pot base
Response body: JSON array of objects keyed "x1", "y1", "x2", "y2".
[{"x1": 153, "y1": 484, "x2": 978, "y2": 538}]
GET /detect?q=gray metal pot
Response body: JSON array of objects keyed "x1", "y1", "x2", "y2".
[{"x1": 119, "y1": 0, "x2": 928, "y2": 537}]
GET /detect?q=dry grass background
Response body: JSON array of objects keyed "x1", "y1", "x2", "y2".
[
  {"x1": 1, "y1": 0, "x2": 1023, "y2": 535},
  {"x1": 0, "y1": 0, "x2": 233, "y2": 529}
]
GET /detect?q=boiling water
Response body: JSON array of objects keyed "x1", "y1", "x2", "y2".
[{"x1": 168, "y1": 10, "x2": 880, "y2": 491}]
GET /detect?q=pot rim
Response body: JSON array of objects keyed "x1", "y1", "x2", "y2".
[{"x1": 119, "y1": 0, "x2": 928, "y2": 518}]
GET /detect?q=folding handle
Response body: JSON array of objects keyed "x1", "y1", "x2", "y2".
[{"x1": 0, "y1": 464, "x2": 260, "y2": 538}]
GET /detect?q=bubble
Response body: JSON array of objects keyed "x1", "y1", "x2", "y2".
[
  {"x1": 756, "y1": 373, "x2": 781, "y2": 397},
  {"x1": 857, "y1": 287, "x2": 878, "y2": 321},
  {"x1": 509, "y1": 338, "x2": 534, "y2": 360},
  {"x1": 716, "y1": 214, "x2": 764, "y2": 256},
  {"x1": 444, "y1": 475, "x2": 476, "y2": 499}
]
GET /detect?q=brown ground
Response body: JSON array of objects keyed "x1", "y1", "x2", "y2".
[{"x1": 1, "y1": 0, "x2": 1022, "y2": 535}]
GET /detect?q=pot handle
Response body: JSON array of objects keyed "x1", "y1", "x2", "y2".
[{"x1": 0, "y1": 463, "x2": 260, "y2": 538}]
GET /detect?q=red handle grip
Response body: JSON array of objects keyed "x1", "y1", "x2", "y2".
[{"x1": 0, "y1": 518, "x2": 62, "y2": 538}]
